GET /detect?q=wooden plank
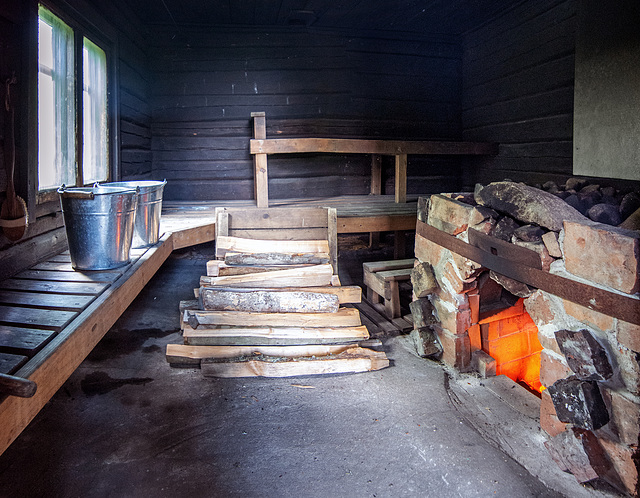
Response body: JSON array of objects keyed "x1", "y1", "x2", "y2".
[
  {"x1": 0, "y1": 279, "x2": 109, "y2": 296},
  {"x1": 221, "y1": 206, "x2": 331, "y2": 230},
  {"x1": 0, "y1": 306, "x2": 77, "y2": 332},
  {"x1": 250, "y1": 138, "x2": 499, "y2": 156},
  {"x1": 0, "y1": 234, "x2": 173, "y2": 456},
  {"x1": 376, "y1": 269, "x2": 413, "y2": 282},
  {"x1": 338, "y1": 214, "x2": 417, "y2": 233},
  {"x1": 216, "y1": 236, "x2": 330, "y2": 256},
  {"x1": 200, "y1": 264, "x2": 333, "y2": 288},
  {"x1": 199, "y1": 288, "x2": 340, "y2": 313},
  {"x1": 371, "y1": 154, "x2": 383, "y2": 195},
  {"x1": 0, "y1": 353, "x2": 28, "y2": 376},
  {"x1": 13, "y1": 269, "x2": 121, "y2": 283},
  {"x1": 416, "y1": 221, "x2": 640, "y2": 325},
  {"x1": 363, "y1": 270, "x2": 390, "y2": 300},
  {"x1": 0, "y1": 326, "x2": 57, "y2": 358},
  {"x1": 0, "y1": 291, "x2": 95, "y2": 312},
  {"x1": 185, "y1": 307, "x2": 362, "y2": 328},
  {"x1": 363, "y1": 259, "x2": 415, "y2": 273},
  {"x1": 252, "y1": 112, "x2": 269, "y2": 207},
  {"x1": 200, "y1": 285, "x2": 361, "y2": 305},
  {"x1": 201, "y1": 347, "x2": 388, "y2": 378},
  {"x1": 166, "y1": 343, "x2": 364, "y2": 366},
  {"x1": 184, "y1": 325, "x2": 370, "y2": 346},
  {"x1": 395, "y1": 153, "x2": 407, "y2": 203},
  {"x1": 224, "y1": 252, "x2": 330, "y2": 266}
]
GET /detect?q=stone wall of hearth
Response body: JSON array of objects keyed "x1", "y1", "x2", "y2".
[{"x1": 412, "y1": 193, "x2": 640, "y2": 495}]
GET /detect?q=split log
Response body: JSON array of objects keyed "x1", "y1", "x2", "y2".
[
  {"x1": 199, "y1": 288, "x2": 340, "y2": 313},
  {"x1": 216, "y1": 236, "x2": 330, "y2": 257},
  {"x1": 201, "y1": 347, "x2": 389, "y2": 378},
  {"x1": 200, "y1": 264, "x2": 333, "y2": 288},
  {"x1": 184, "y1": 307, "x2": 362, "y2": 329},
  {"x1": 166, "y1": 343, "x2": 360, "y2": 366},
  {"x1": 183, "y1": 325, "x2": 370, "y2": 346},
  {"x1": 207, "y1": 260, "x2": 311, "y2": 277},
  {"x1": 224, "y1": 252, "x2": 330, "y2": 266},
  {"x1": 200, "y1": 285, "x2": 360, "y2": 306}
]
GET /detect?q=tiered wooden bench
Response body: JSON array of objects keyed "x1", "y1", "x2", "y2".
[{"x1": 363, "y1": 259, "x2": 415, "y2": 319}]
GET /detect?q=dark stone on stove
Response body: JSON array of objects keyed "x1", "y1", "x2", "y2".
[
  {"x1": 620, "y1": 191, "x2": 640, "y2": 220},
  {"x1": 489, "y1": 270, "x2": 534, "y2": 298},
  {"x1": 555, "y1": 329, "x2": 613, "y2": 381},
  {"x1": 565, "y1": 177, "x2": 589, "y2": 191},
  {"x1": 600, "y1": 194, "x2": 618, "y2": 206},
  {"x1": 588, "y1": 203, "x2": 622, "y2": 226},
  {"x1": 564, "y1": 194, "x2": 585, "y2": 214},
  {"x1": 512, "y1": 225, "x2": 545, "y2": 242},
  {"x1": 580, "y1": 184, "x2": 601, "y2": 194},
  {"x1": 548, "y1": 377, "x2": 610, "y2": 430},
  {"x1": 474, "y1": 181, "x2": 589, "y2": 232},
  {"x1": 555, "y1": 191, "x2": 571, "y2": 200},
  {"x1": 601, "y1": 186, "x2": 617, "y2": 198},
  {"x1": 490, "y1": 216, "x2": 520, "y2": 241},
  {"x1": 579, "y1": 191, "x2": 602, "y2": 211},
  {"x1": 542, "y1": 181, "x2": 559, "y2": 193}
]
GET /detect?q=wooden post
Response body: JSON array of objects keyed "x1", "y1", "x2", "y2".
[
  {"x1": 369, "y1": 154, "x2": 382, "y2": 249},
  {"x1": 394, "y1": 154, "x2": 408, "y2": 258},
  {"x1": 252, "y1": 112, "x2": 269, "y2": 208},
  {"x1": 394, "y1": 154, "x2": 407, "y2": 203}
]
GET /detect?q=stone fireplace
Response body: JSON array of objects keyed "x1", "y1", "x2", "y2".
[{"x1": 411, "y1": 183, "x2": 640, "y2": 495}]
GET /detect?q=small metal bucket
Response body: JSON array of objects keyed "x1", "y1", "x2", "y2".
[
  {"x1": 100, "y1": 180, "x2": 166, "y2": 248},
  {"x1": 58, "y1": 185, "x2": 138, "y2": 270}
]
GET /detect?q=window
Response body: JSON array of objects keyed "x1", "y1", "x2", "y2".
[{"x1": 37, "y1": 5, "x2": 109, "y2": 192}]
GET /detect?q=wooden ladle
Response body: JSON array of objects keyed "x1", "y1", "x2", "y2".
[{"x1": 1, "y1": 73, "x2": 28, "y2": 241}]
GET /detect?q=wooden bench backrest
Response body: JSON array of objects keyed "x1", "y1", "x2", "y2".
[{"x1": 214, "y1": 206, "x2": 338, "y2": 273}]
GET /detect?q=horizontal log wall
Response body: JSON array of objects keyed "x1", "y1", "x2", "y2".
[
  {"x1": 461, "y1": 0, "x2": 577, "y2": 188},
  {"x1": 148, "y1": 27, "x2": 463, "y2": 201}
]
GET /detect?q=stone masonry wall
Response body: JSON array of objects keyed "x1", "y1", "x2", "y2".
[{"x1": 413, "y1": 191, "x2": 640, "y2": 495}]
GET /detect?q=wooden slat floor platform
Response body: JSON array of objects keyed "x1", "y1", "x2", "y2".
[
  {"x1": 0, "y1": 194, "x2": 419, "y2": 456},
  {"x1": 161, "y1": 194, "x2": 419, "y2": 241}
]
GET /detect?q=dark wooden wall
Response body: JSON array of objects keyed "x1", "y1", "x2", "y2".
[
  {"x1": 460, "y1": 0, "x2": 577, "y2": 188},
  {"x1": 147, "y1": 27, "x2": 463, "y2": 201}
]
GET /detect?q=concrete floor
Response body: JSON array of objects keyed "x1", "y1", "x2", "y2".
[{"x1": 0, "y1": 241, "x2": 596, "y2": 497}]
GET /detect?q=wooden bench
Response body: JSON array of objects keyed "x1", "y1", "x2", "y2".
[{"x1": 363, "y1": 259, "x2": 415, "y2": 319}]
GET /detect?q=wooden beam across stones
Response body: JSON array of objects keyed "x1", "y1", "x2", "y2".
[
  {"x1": 201, "y1": 346, "x2": 389, "y2": 378},
  {"x1": 199, "y1": 288, "x2": 340, "y2": 313},
  {"x1": 184, "y1": 307, "x2": 362, "y2": 329},
  {"x1": 200, "y1": 264, "x2": 333, "y2": 288},
  {"x1": 183, "y1": 325, "x2": 370, "y2": 346}
]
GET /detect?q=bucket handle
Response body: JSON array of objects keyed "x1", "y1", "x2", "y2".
[{"x1": 57, "y1": 184, "x2": 95, "y2": 199}]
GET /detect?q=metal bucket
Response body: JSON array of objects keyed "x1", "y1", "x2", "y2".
[
  {"x1": 100, "y1": 180, "x2": 166, "y2": 248},
  {"x1": 58, "y1": 185, "x2": 138, "y2": 270}
]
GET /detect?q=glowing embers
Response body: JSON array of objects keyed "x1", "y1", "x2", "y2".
[{"x1": 472, "y1": 298, "x2": 543, "y2": 393}]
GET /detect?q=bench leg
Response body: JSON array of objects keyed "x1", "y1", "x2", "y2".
[
  {"x1": 384, "y1": 280, "x2": 401, "y2": 318},
  {"x1": 367, "y1": 287, "x2": 382, "y2": 305}
]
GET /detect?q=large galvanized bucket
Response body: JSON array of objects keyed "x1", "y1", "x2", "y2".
[
  {"x1": 58, "y1": 185, "x2": 138, "y2": 270},
  {"x1": 100, "y1": 180, "x2": 166, "y2": 248}
]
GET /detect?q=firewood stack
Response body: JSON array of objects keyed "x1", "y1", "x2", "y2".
[{"x1": 165, "y1": 235, "x2": 389, "y2": 378}]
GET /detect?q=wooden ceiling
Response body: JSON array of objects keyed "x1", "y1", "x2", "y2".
[{"x1": 126, "y1": 0, "x2": 521, "y2": 36}]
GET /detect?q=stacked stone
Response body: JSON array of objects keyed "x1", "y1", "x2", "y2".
[
  {"x1": 413, "y1": 184, "x2": 640, "y2": 494},
  {"x1": 526, "y1": 220, "x2": 640, "y2": 495},
  {"x1": 413, "y1": 193, "x2": 496, "y2": 369},
  {"x1": 538, "y1": 177, "x2": 640, "y2": 227}
]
